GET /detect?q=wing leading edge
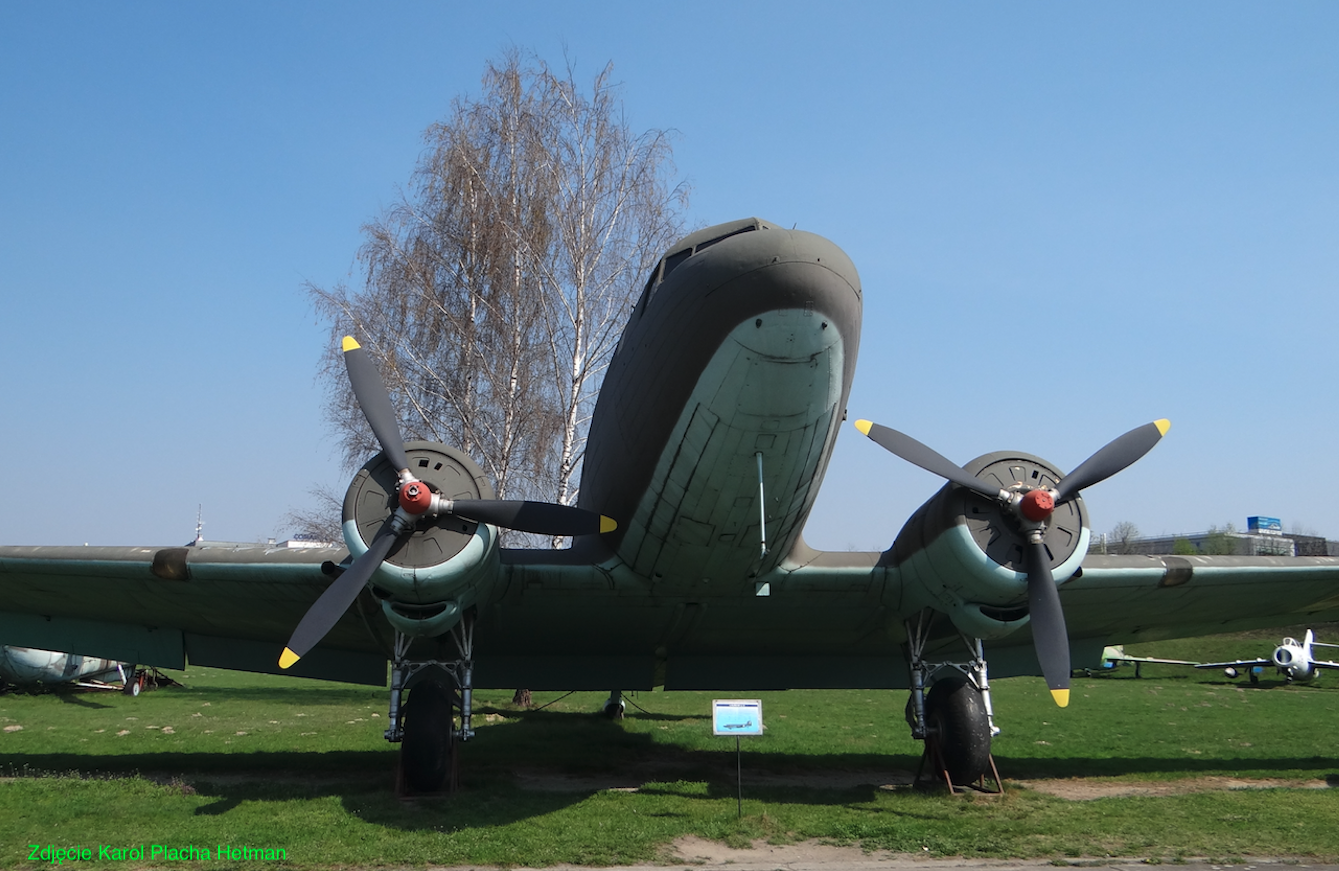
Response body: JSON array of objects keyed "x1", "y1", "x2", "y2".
[
  {"x1": 0, "y1": 544, "x2": 388, "y2": 685},
  {"x1": 8, "y1": 544, "x2": 1339, "y2": 690}
]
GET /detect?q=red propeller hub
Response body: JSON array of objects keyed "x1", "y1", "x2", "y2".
[
  {"x1": 1019, "y1": 488, "x2": 1055, "y2": 522},
  {"x1": 399, "y1": 481, "x2": 433, "y2": 515}
]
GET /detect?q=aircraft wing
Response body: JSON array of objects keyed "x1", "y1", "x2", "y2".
[
  {"x1": 1194, "y1": 659, "x2": 1272, "y2": 671},
  {"x1": 769, "y1": 550, "x2": 1339, "y2": 656},
  {"x1": 1052, "y1": 554, "x2": 1339, "y2": 645},
  {"x1": 1107, "y1": 653, "x2": 1199, "y2": 666},
  {"x1": 6, "y1": 543, "x2": 1339, "y2": 691},
  {"x1": 0, "y1": 544, "x2": 391, "y2": 685}
]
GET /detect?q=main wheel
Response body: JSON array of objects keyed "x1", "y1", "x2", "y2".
[
  {"x1": 401, "y1": 680, "x2": 455, "y2": 793},
  {"x1": 924, "y1": 675, "x2": 992, "y2": 785}
]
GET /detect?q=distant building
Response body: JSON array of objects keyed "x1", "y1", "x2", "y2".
[{"x1": 1091, "y1": 518, "x2": 1339, "y2": 557}]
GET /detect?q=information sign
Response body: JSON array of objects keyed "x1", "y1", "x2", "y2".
[{"x1": 712, "y1": 699, "x2": 763, "y2": 736}]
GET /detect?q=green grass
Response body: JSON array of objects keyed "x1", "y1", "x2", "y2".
[{"x1": 2, "y1": 627, "x2": 1338, "y2": 868}]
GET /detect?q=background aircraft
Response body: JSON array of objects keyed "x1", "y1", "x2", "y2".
[
  {"x1": 5, "y1": 221, "x2": 1339, "y2": 792},
  {"x1": 1197, "y1": 629, "x2": 1339, "y2": 684},
  {"x1": 1087, "y1": 645, "x2": 1199, "y2": 678},
  {"x1": 0, "y1": 646, "x2": 130, "y2": 693}
]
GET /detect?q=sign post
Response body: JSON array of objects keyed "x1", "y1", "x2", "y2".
[{"x1": 713, "y1": 699, "x2": 763, "y2": 817}]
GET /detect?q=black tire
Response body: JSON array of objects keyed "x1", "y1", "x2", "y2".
[
  {"x1": 924, "y1": 675, "x2": 992, "y2": 785},
  {"x1": 401, "y1": 680, "x2": 455, "y2": 793}
]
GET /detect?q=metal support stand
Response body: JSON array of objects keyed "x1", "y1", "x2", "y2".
[
  {"x1": 915, "y1": 734, "x2": 1004, "y2": 795},
  {"x1": 736, "y1": 736, "x2": 743, "y2": 818}
]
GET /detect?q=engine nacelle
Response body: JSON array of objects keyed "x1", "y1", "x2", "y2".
[
  {"x1": 1273, "y1": 639, "x2": 1314, "y2": 681},
  {"x1": 887, "y1": 451, "x2": 1090, "y2": 639},
  {"x1": 342, "y1": 440, "x2": 501, "y2": 638}
]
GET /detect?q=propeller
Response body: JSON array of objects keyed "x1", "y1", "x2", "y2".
[
  {"x1": 279, "y1": 336, "x2": 617, "y2": 669},
  {"x1": 1053, "y1": 420, "x2": 1169, "y2": 502},
  {"x1": 279, "y1": 526, "x2": 405, "y2": 669},
  {"x1": 854, "y1": 417, "x2": 1170, "y2": 707},
  {"x1": 1025, "y1": 538, "x2": 1068, "y2": 707}
]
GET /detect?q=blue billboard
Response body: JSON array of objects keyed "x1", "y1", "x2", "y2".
[{"x1": 1247, "y1": 516, "x2": 1283, "y2": 534}]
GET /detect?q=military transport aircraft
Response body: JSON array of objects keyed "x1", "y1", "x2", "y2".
[
  {"x1": 1197, "y1": 629, "x2": 1339, "y2": 684},
  {"x1": 5, "y1": 217, "x2": 1339, "y2": 791}
]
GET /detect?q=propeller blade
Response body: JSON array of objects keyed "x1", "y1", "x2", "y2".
[
  {"x1": 343, "y1": 336, "x2": 410, "y2": 474},
  {"x1": 1025, "y1": 538, "x2": 1070, "y2": 707},
  {"x1": 279, "y1": 528, "x2": 403, "y2": 669},
  {"x1": 450, "y1": 500, "x2": 617, "y2": 536},
  {"x1": 854, "y1": 420, "x2": 1004, "y2": 501},
  {"x1": 1054, "y1": 419, "x2": 1170, "y2": 502}
]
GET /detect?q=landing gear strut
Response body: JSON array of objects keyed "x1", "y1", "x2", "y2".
[
  {"x1": 904, "y1": 611, "x2": 1002, "y2": 793},
  {"x1": 386, "y1": 611, "x2": 475, "y2": 795},
  {"x1": 601, "y1": 690, "x2": 625, "y2": 719}
]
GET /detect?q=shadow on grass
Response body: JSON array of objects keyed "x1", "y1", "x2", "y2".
[
  {"x1": 2, "y1": 710, "x2": 920, "y2": 832},
  {"x1": 994, "y1": 753, "x2": 1339, "y2": 779},
  {"x1": 54, "y1": 693, "x2": 119, "y2": 709},
  {"x1": 3, "y1": 749, "x2": 394, "y2": 779},
  {"x1": 477, "y1": 704, "x2": 710, "y2": 723},
  {"x1": 182, "y1": 686, "x2": 384, "y2": 705},
  {"x1": 8, "y1": 703, "x2": 1338, "y2": 832}
]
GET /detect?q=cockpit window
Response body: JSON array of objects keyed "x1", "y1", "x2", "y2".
[
  {"x1": 641, "y1": 261, "x2": 661, "y2": 298},
  {"x1": 693, "y1": 224, "x2": 756, "y2": 254},
  {"x1": 635, "y1": 222, "x2": 761, "y2": 318},
  {"x1": 633, "y1": 259, "x2": 662, "y2": 317},
  {"x1": 661, "y1": 248, "x2": 693, "y2": 282}
]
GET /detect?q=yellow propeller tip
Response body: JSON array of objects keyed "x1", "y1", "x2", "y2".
[
  {"x1": 600, "y1": 516, "x2": 618, "y2": 534},
  {"x1": 1155, "y1": 418, "x2": 1171, "y2": 436},
  {"x1": 1050, "y1": 688, "x2": 1070, "y2": 707},
  {"x1": 279, "y1": 648, "x2": 301, "y2": 670},
  {"x1": 342, "y1": 336, "x2": 361, "y2": 352},
  {"x1": 854, "y1": 419, "x2": 873, "y2": 436}
]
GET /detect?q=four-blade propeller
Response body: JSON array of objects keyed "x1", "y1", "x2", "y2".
[
  {"x1": 854, "y1": 417, "x2": 1170, "y2": 707},
  {"x1": 279, "y1": 336, "x2": 616, "y2": 669}
]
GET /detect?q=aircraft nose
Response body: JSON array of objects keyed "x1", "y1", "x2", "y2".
[{"x1": 734, "y1": 305, "x2": 843, "y2": 360}]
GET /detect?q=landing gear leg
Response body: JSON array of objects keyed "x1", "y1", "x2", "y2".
[
  {"x1": 904, "y1": 610, "x2": 1002, "y2": 793},
  {"x1": 602, "y1": 690, "x2": 625, "y2": 719},
  {"x1": 386, "y1": 611, "x2": 476, "y2": 796}
]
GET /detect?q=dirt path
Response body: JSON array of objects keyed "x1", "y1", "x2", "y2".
[
  {"x1": 1022, "y1": 775, "x2": 1333, "y2": 800},
  {"x1": 510, "y1": 765, "x2": 1335, "y2": 800},
  {"x1": 443, "y1": 838, "x2": 1339, "y2": 871}
]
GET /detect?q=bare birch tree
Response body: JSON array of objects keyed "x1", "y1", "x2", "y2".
[
  {"x1": 521, "y1": 61, "x2": 685, "y2": 544},
  {"x1": 304, "y1": 50, "x2": 686, "y2": 538}
]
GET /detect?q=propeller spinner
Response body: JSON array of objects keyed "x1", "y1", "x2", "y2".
[
  {"x1": 854, "y1": 418, "x2": 1170, "y2": 707},
  {"x1": 278, "y1": 336, "x2": 616, "y2": 669}
]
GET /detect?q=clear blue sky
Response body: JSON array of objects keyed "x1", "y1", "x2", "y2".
[{"x1": 3, "y1": 2, "x2": 1337, "y2": 548}]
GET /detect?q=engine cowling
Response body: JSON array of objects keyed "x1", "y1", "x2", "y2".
[
  {"x1": 1273, "y1": 639, "x2": 1314, "y2": 680},
  {"x1": 342, "y1": 440, "x2": 501, "y2": 637},
  {"x1": 888, "y1": 450, "x2": 1091, "y2": 639}
]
